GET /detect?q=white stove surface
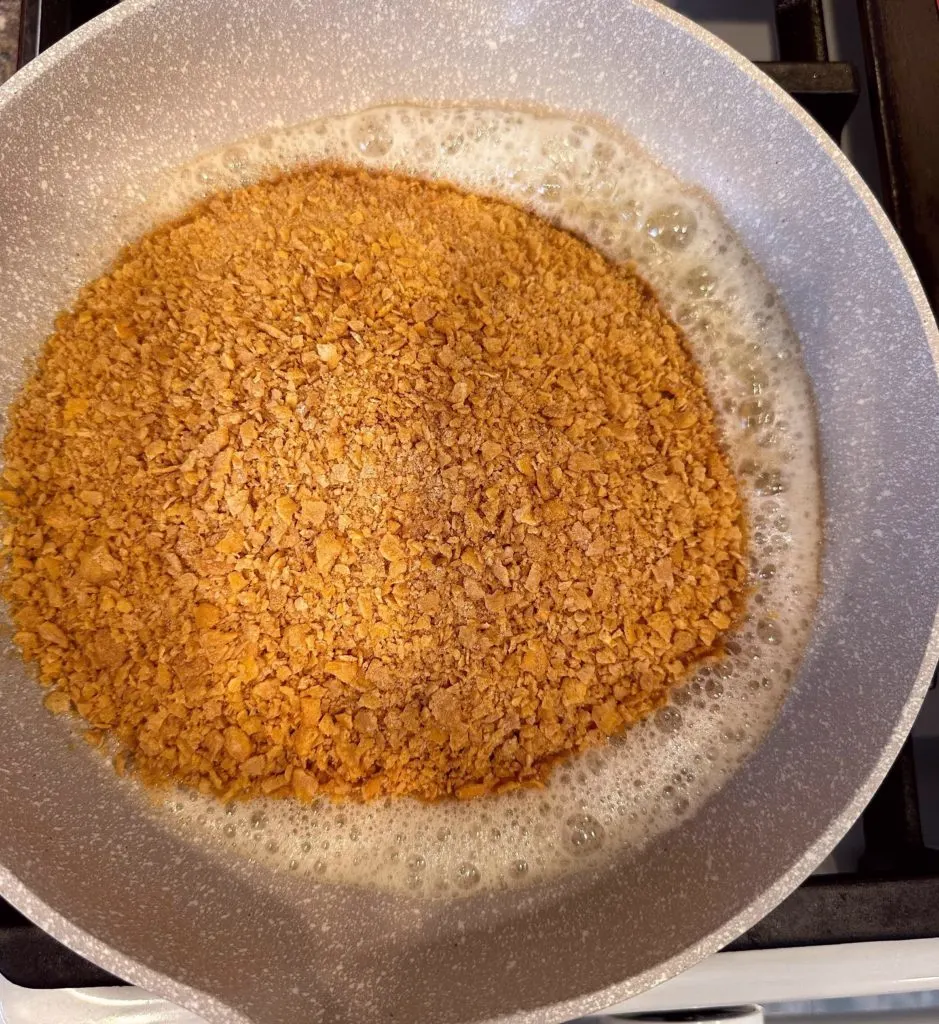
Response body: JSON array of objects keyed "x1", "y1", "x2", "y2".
[{"x1": 4, "y1": 939, "x2": 939, "y2": 1023}]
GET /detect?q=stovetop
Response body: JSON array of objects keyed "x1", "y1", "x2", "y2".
[{"x1": 4, "y1": 0, "x2": 939, "y2": 1001}]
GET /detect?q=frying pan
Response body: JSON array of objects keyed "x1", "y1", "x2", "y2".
[{"x1": 0, "y1": 1, "x2": 937, "y2": 1022}]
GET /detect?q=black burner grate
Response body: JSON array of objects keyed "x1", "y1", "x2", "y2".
[
  {"x1": 727, "y1": 0, "x2": 939, "y2": 954},
  {"x1": 5, "y1": 0, "x2": 939, "y2": 991}
]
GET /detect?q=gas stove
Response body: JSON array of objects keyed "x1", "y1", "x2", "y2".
[{"x1": 3, "y1": 1, "x2": 939, "y2": 1021}]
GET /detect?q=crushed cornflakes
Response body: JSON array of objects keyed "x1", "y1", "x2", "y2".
[{"x1": 1, "y1": 164, "x2": 747, "y2": 801}]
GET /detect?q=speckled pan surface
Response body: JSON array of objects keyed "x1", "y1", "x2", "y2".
[{"x1": 0, "y1": 1, "x2": 937, "y2": 1022}]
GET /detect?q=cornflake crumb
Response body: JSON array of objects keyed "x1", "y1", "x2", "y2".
[{"x1": 1, "y1": 164, "x2": 747, "y2": 802}]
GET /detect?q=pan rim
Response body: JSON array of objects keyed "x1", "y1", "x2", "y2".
[{"x1": 0, "y1": 0, "x2": 937, "y2": 1021}]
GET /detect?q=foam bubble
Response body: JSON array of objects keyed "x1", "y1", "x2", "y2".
[{"x1": 119, "y1": 104, "x2": 821, "y2": 897}]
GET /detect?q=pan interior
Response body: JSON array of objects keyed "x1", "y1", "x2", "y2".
[{"x1": 98, "y1": 101, "x2": 821, "y2": 898}]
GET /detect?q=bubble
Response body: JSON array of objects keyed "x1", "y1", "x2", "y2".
[
  {"x1": 742, "y1": 366, "x2": 771, "y2": 395},
  {"x1": 441, "y1": 132, "x2": 464, "y2": 156},
  {"x1": 704, "y1": 678, "x2": 724, "y2": 699},
  {"x1": 566, "y1": 814, "x2": 605, "y2": 855},
  {"x1": 645, "y1": 203, "x2": 698, "y2": 250},
  {"x1": 739, "y1": 397, "x2": 775, "y2": 431},
  {"x1": 513, "y1": 859, "x2": 529, "y2": 876},
  {"x1": 655, "y1": 706, "x2": 683, "y2": 734},
  {"x1": 684, "y1": 265, "x2": 717, "y2": 297},
  {"x1": 755, "y1": 469, "x2": 786, "y2": 496},
  {"x1": 756, "y1": 620, "x2": 783, "y2": 645},
  {"x1": 672, "y1": 686, "x2": 692, "y2": 707},
  {"x1": 350, "y1": 114, "x2": 393, "y2": 158},
  {"x1": 592, "y1": 140, "x2": 617, "y2": 167},
  {"x1": 676, "y1": 302, "x2": 708, "y2": 327},
  {"x1": 455, "y1": 862, "x2": 481, "y2": 889},
  {"x1": 617, "y1": 201, "x2": 643, "y2": 233},
  {"x1": 413, "y1": 135, "x2": 436, "y2": 162},
  {"x1": 537, "y1": 174, "x2": 564, "y2": 204}
]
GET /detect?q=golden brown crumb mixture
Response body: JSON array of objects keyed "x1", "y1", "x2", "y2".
[{"x1": 1, "y1": 164, "x2": 747, "y2": 802}]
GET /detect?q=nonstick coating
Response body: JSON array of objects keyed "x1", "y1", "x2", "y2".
[{"x1": 0, "y1": 2, "x2": 937, "y2": 1022}]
